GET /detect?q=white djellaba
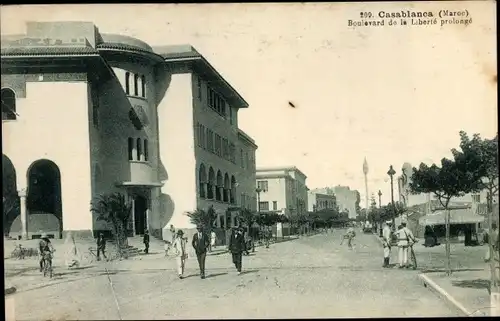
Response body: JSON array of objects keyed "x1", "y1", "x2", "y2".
[{"x1": 63, "y1": 231, "x2": 80, "y2": 268}]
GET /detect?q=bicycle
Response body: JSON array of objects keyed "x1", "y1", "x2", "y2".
[
  {"x1": 41, "y1": 250, "x2": 54, "y2": 278},
  {"x1": 408, "y1": 239, "x2": 418, "y2": 270}
]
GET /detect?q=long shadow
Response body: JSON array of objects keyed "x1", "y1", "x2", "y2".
[
  {"x1": 240, "y1": 269, "x2": 259, "y2": 275},
  {"x1": 452, "y1": 279, "x2": 490, "y2": 290},
  {"x1": 420, "y1": 267, "x2": 485, "y2": 273},
  {"x1": 205, "y1": 272, "x2": 228, "y2": 279}
]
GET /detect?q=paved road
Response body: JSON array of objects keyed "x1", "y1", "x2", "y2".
[{"x1": 6, "y1": 230, "x2": 460, "y2": 319}]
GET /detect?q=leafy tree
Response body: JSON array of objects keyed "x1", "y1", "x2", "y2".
[
  {"x1": 237, "y1": 208, "x2": 257, "y2": 235},
  {"x1": 354, "y1": 191, "x2": 361, "y2": 216},
  {"x1": 187, "y1": 206, "x2": 218, "y2": 233},
  {"x1": 410, "y1": 152, "x2": 485, "y2": 275},
  {"x1": 452, "y1": 131, "x2": 498, "y2": 289},
  {"x1": 90, "y1": 192, "x2": 131, "y2": 259}
]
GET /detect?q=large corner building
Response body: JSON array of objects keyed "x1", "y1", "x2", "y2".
[{"x1": 1, "y1": 21, "x2": 257, "y2": 241}]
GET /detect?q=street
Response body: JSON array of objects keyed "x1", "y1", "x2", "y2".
[{"x1": 5, "y1": 230, "x2": 460, "y2": 320}]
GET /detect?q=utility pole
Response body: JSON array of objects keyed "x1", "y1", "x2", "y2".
[{"x1": 387, "y1": 165, "x2": 396, "y2": 229}]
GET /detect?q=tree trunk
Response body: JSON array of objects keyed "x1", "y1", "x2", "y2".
[
  {"x1": 487, "y1": 188, "x2": 499, "y2": 301},
  {"x1": 445, "y1": 208, "x2": 451, "y2": 276}
]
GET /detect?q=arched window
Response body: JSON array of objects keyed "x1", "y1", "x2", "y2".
[
  {"x1": 216, "y1": 170, "x2": 223, "y2": 201},
  {"x1": 1, "y1": 88, "x2": 17, "y2": 120},
  {"x1": 141, "y1": 75, "x2": 146, "y2": 98},
  {"x1": 223, "y1": 173, "x2": 230, "y2": 203},
  {"x1": 144, "y1": 139, "x2": 149, "y2": 161},
  {"x1": 134, "y1": 74, "x2": 139, "y2": 96},
  {"x1": 198, "y1": 164, "x2": 207, "y2": 198},
  {"x1": 125, "y1": 72, "x2": 131, "y2": 95},
  {"x1": 207, "y1": 167, "x2": 215, "y2": 199},
  {"x1": 128, "y1": 137, "x2": 134, "y2": 160},
  {"x1": 230, "y1": 176, "x2": 236, "y2": 204},
  {"x1": 136, "y1": 138, "x2": 142, "y2": 161}
]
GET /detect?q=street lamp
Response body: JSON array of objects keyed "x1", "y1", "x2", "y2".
[
  {"x1": 378, "y1": 190, "x2": 383, "y2": 236},
  {"x1": 387, "y1": 165, "x2": 396, "y2": 229},
  {"x1": 256, "y1": 187, "x2": 262, "y2": 244}
]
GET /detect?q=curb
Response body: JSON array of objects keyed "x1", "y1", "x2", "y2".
[{"x1": 418, "y1": 273, "x2": 472, "y2": 316}]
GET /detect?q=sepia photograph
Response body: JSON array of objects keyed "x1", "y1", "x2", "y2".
[{"x1": 1, "y1": 1, "x2": 498, "y2": 319}]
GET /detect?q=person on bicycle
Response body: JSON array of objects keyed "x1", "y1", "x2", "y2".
[
  {"x1": 396, "y1": 222, "x2": 416, "y2": 268},
  {"x1": 38, "y1": 233, "x2": 55, "y2": 272}
]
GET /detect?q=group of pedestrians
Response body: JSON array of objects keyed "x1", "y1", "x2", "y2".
[
  {"x1": 381, "y1": 220, "x2": 417, "y2": 268},
  {"x1": 169, "y1": 224, "x2": 251, "y2": 279}
]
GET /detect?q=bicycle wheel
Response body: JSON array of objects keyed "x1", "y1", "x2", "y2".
[{"x1": 410, "y1": 248, "x2": 417, "y2": 270}]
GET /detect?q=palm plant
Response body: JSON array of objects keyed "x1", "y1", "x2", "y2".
[
  {"x1": 90, "y1": 192, "x2": 131, "y2": 259},
  {"x1": 187, "y1": 206, "x2": 218, "y2": 233}
]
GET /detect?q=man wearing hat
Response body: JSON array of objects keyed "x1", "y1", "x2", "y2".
[
  {"x1": 173, "y1": 229, "x2": 187, "y2": 279},
  {"x1": 143, "y1": 229, "x2": 150, "y2": 254},
  {"x1": 395, "y1": 221, "x2": 416, "y2": 268},
  {"x1": 229, "y1": 226, "x2": 246, "y2": 275},
  {"x1": 191, "y1": 225, "x2": 210, "y2": 279},
  {"x1": 382, "y1": 221, "x2": 393, "y2": 268}
]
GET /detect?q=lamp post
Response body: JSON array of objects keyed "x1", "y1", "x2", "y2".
[
  {"x1": 387, "y1": 165, "x2": 396, "y2": 229},
  {"x1": 256, "y1": 187, "x2": 262, "y2": 243},
  {"x1": 378, "y1": 190, "x2": 383, "y2": 236}
]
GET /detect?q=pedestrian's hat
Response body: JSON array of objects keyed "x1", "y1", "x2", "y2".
[
  {"x1": 41, "y1": 233, "x2": 48, "y2": 238},
  {"x1": 177, "y1": 229, "x2": 184, "y2": 236},
  {"x1": 386, "y1": 220, "x2": 392, "y2": 224}
]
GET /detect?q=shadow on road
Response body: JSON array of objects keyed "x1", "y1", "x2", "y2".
[
  {"x1": 420, "y1": 268, "x2": 485, "y2": 273},
  {"x1": 240, "y1": 269, "x2": 259, "y2": 275},
  {"x1": 205, "y1": 272, "x2": 228, "y2": 279},
  {"x1": 452, "y1": 279, "x2": 490, "y2": 290}
]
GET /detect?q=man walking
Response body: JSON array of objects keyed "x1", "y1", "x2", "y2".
[
  {"x1": 382, "y1": 221, "x2": 393, "y2": 268},
  {"x1": 143, "y1": 230, "x2": 150, "y2": 254},
  {"x1": 192, "y1": 225, "x2": 210, "y2": 279},
  {"x1": 229, "y1": 227, "x2": 246, "y2": 275},
  {"x1": 97, "y1": 233, "x2": 107, "y2": 261}
]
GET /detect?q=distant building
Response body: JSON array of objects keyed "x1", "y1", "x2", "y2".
[
  {"x1": 308, "y1": 188, "x2": 337, "y2": 212},
  {"x1": 256, "y1": 166, "x2": 308, "y2": 217},
  {"x1": 333, "y1": 186, "x2": 359, "y2": 219}
]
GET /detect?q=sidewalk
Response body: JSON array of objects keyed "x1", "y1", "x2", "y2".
[
  {"x1": 419, "y1": 269, "x2": 497, "y2": 316},
  {"x1": 372, "y1": 232, "x2": 498, "y2": 316}
]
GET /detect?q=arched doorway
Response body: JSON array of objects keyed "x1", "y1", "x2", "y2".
[
  {"x1": 3, "y1": 155, "x2": 19, "y2": 236},
  {"x1": 26, "y1": 159, "x2": 63, "y2": 238}
]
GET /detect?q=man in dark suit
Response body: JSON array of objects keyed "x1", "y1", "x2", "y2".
[
  {"x1": 229, "y1": 227, "x2": 246, "y2": 275},
  {"x1": 192, "y1": 225, "x2": 210, "y2": 279}
]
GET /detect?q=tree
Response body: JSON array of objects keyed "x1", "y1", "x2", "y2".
[
  {"x1": 90, "y1": 192, "x2": 131, "y2": 259},
  {"x1": 452, "y1": 131, "x2": 498, "y2": 291},
  {"x1": 355, "y1": 191, "x2": 361, "y2": 216},
  {"x1": 187, "y1": 206, "x2": 218, "y2": 233},
  {"x1": 238, "y1": 208, "x2": 257, "y2": 235},
  {"x1": 410, "y1": 155, "x2": 484, "y2": 276}
]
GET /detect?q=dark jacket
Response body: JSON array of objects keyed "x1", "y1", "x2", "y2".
[
  {"x1": 97, "y1": 237, "x2": 106, "y2": 249},
  {"x1": 143, "y1": 233, "x2": 150, "y2": 244},
  {"x1": 192, "y1": 231, "x2": 210, "y2": 254},
  {"x1": 229, "y1": 231, "x2": 246, "y2": 253}
]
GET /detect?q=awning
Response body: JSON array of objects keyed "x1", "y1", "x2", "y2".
[{"x1": 419, "y1": 208, "x2": 486, "y2": 226}]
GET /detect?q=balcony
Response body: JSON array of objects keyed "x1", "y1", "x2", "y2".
[{"x1": 117, "y1": 161, "x2": 163, "y2": 187}]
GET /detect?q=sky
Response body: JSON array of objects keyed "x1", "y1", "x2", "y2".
[{"x1": 1, "y1": 2, "x2": 497, "y2": 207}]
